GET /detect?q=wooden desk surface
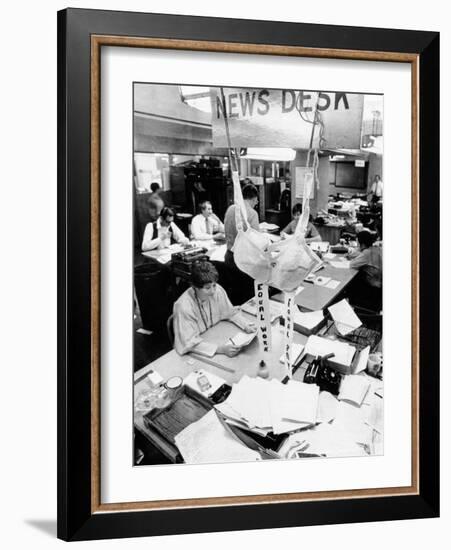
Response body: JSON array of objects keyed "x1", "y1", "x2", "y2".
[{"x1": 272, "y1": 263, "x2": 357, "y2": 312}]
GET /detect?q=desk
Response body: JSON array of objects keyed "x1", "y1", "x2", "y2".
[
  {"x1": 142, "y1": 240, "x2": 226, "y2": 264},
  {"x1": 314, "y1": 223, "x2": 343, "y2": 245},
  {"x1": 272, "y1": 264, "x2": 358, "y2": 312},
  {"x1": 190, "y1": 316, "x2": 308, "y2": 383},
  {"x1": 134, "y1": 315, "x2": 308, "y2": 461}
]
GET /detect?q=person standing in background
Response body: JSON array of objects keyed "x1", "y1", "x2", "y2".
[
  {"x1": 148, "y1": 181, "x2": 165, "y2": 221},
  {"x1": 369, "y1": 174, "x2": 383, "y2": 203},
  {"x1": 223, "y1": 184, "x2": 260, "y2": 304}
]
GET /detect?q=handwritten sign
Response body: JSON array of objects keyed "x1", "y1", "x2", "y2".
[
  {"x1": 254, "y1": 281, "x2": 272, "y2": 354},
  {"x1": 211, "y1": 88, "x2": 364, "y2": 149}
]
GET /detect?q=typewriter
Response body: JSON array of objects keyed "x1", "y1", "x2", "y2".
[{"x1": 171, "y1": 246, "x2": 209, "y2": 279}]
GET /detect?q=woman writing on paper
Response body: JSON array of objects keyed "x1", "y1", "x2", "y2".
[
  {"x1": 173, "y1": 260, "x2": 256, "y2": 357},
  {"x1": 281, "y1": 203, "x2": 322, "y2": 243}
]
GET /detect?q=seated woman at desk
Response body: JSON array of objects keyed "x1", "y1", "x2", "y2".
[
  {"x1": 173, "y1": 260, "x2": 256, "y2": 357},
  {"x1": 347, "y1": 229, "x2": 382, "y2": 311},
  {"x1": 142, "y1": 206, "x2": 189, "y2": 252},
  {"x1": 281, "y1": 203, "x2": 322, "y2": 243}
]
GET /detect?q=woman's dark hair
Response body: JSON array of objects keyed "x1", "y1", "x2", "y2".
[
  {"x1": 159, "y1": 206, "x2": 175, "y2": 221},
  {"x1": 292, "y1": 203, "x2": 303, "y2": 215},
  {"x1": 242, "y1": 184, "x2": 258, "y2": 200},
  {"x1": 150, "y1": 182, "x2": 160, "y2": 193},
  {"x1": 191, "y1": 260, "x2": 219, "y2": 288},
  {"x1": 357, "y1": 229, "x2": 378, "y2": 248}
]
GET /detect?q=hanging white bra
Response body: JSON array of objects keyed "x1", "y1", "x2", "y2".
[{"x1": 232, "y1": 171, "x2": 321, "y2": 292}]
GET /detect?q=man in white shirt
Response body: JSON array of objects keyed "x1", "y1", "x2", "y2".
[
  {"x1": 190, "y1": 201, "x2": 225, "y2": 241},
  {"x1": 142, "y1": 206, "x2": 189, "y2": 251}
]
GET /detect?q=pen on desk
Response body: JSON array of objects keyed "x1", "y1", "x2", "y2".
[{"x1": 229, "y1": 337, "x2": 235, "y2": 345}]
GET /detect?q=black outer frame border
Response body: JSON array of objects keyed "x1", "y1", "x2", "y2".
[{"x1": 57, "y1": 7, "x2": 440, "y2": 542}]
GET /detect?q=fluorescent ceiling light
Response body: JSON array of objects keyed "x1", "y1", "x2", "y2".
[{"x1": 243, "y1": 148, "x2": 296, "y2": 161}]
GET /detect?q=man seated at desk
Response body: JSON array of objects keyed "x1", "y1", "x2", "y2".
[
  {"x1": 281, "y1": 203, "x2": 322, "y2": 243},
  {"x1": 173, "y1": 260, "x2": 256, "y2": 357},
  {"x1": 347, "y1": 229, "x2": 382, "y2": 311},
  {"x1": 190, "y1": 200, "x2": 225, "y2": 241},
  {"x1": 142, "y1": 206, "x2": 189, "y2": 252}
]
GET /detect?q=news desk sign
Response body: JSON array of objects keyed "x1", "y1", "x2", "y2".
[{"x1": 211, "y1": 88, "x2": 364, "y2": 149}]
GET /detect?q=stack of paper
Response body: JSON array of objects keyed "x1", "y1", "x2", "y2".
[
  {"x1": 216, "y1": 375, "x2": 320, "y2": 436},
  {"x1": 174, "y1": 410, "x2": 260, "y2": 464},
  {"x1": 338, "y1": 375, "x2": 370, "y2": 406},
  {"x1": 328, "y1": 299, "x2": 362, "y2": 336},
  {"x1": 304, "y1": 335, "x2": 356, "y2": 372},
  {"x1": 268, "y1": 379, "x2": 319, "y2": 434}
]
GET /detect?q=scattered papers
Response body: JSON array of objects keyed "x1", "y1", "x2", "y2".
[
  {"x1": 156, "y1": 254, "x2": 172, "y2": 264},
  {"x1": 293, "y1": 309, "x2": 324, "y2": 331},
  {"x1": 353, "y1": 346, "x2": 370, "y2": 374},
  {"x1": 259, "y1": 222, "x2": 279, "y2": 231},
  {"x1": 330, "y1": 260, "x2": 351, "y2": 269},
  {"x1": 333, "y1": 401, "x2": 373, "y2": 446},
  {"x1": 328, "y1": 299, "x2": 362, "y2": 336},
  {"x1": 325, "y1": 279, "x2": 340, "y2": 290},
  {"x1": 279, "y1": 343, "x2": 305, "y2": 365},
  {"x1": 338, "y1": 375, "x2": 370, "y2": 406},
  {"x1": 268, "y1": 379, "x2": 318, "y2": 434},
  {"x1": 224, "y1": 376, "x2": 272, "y2": 429},
  {"x1": 208, "y1": 244, "x2": 227, "y2": 262},
  {"x1": 316, "y1": 391, "x2": 339, "y2": 423},
  {"x1": 240, "y1": 297, "x2": 284, "y2": 322},
  {"x1": 192, "y1": 341, "x2": 217, "y2": 358},
  {"x1": 279, "y1": 422, "x2": 366, "y2": 458},
  {"x1": 230, "y1": 331, "x2": 257, "y2": 348},
  {"x1": 174, "y1": 410, "x2": 260, "y2": 464},
  {"x1": 219, "y1": 376, "x2": 319, "y2": 436},
  {"x1": 309, "y1": 241, "x2": 330, "y2": 253},
  {"x1": 304, "y1": 335, "x2": 356, "y2": 369},
  {"x1": 280, "y1": 381, "x2": 319, "y2": 424}
]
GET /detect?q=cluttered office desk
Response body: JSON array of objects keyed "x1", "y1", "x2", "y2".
[
  {"x1": 134, "y1": 297, "x2": 383, "y2": 465},
  {"x1": 142, "y1": 240, "x2": 227, "y2": 265}
]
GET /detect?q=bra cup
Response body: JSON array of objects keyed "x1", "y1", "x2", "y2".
[
  {"x1": 233, "y1": 227, "x2": 273, "y2": 283},
  {"x1": 269, "y1": 235, "x2": 321, "y2": 292}
]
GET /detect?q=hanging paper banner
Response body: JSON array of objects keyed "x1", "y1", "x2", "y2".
[
  {"x1": 211, "y1": 88, "x2": 364, "y2": 149},
  {"x1": 283, "y1": 292, "x2": 296, "y2": 379},
  {"x1": 254, "y1": 281, "x2": 272, "y2": 354}
]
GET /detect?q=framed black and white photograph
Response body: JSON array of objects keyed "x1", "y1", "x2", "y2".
[{"x1": 57, "y1": 8, "x2": 439, "y2": 541}]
